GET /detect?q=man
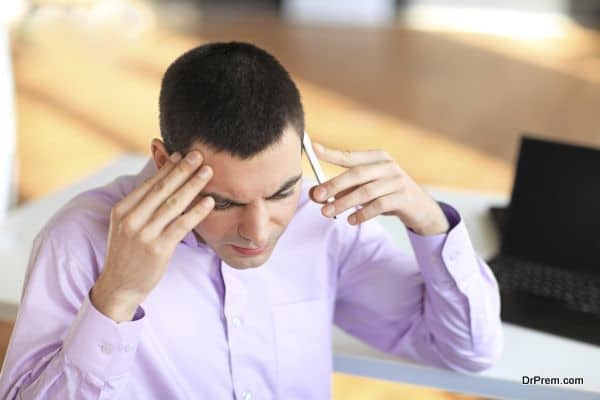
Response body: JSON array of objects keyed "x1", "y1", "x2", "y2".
[{"x1": 0, "y1": 42, "x2": 502, "y2": 399}]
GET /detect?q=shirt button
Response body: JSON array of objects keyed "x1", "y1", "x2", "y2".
[
  {"x1": 446, "y1": 250, "x2": 459, "y2": 261},
  {"x1": 241, "y1": 390, "x2": 252, "y2": 400},
  {"x1": 100, "y1": 343, "x2": 113, "y2": 355},
  {"x1": 232, "y1": 316, "x2": 243, "y2": 327}
]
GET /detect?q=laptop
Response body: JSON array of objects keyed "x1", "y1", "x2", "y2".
[{"x1": 487, "y1": 134, "x2": 600, "y2": 346}]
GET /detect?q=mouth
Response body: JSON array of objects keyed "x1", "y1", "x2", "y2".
[{"x1": 231, "y1": 244, "x2": 267, "y2": 256}]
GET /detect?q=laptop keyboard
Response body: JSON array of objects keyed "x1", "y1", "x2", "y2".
[{"x1": 488, "y1": 255, "x2": 600, "y2": 317}]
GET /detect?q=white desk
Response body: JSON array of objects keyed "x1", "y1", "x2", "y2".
[{"x1": 1, "y1": 155, "x2": 599, "y2": 400}]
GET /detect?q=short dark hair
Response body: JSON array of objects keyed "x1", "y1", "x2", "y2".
[{"x1": 159, "y1": 41, "x2": 305, "y2": 159}]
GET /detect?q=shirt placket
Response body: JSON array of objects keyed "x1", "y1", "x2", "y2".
[{"x1": 221, "y1": 261, "x2": 263, "y2": 400}]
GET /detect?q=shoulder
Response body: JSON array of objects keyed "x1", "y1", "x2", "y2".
[
  {"x1": 292, "y1": 178, "x2": 392, "y2": 256},
  {"x1": 33, "y1": 172, "x2": 137, "y2": 272}
]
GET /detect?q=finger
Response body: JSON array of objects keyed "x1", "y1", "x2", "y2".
[
  {"x1": 114, "y1": 152, "x2": 181, "y2": 217},
  {"x1": 347, "y1": 193, "x2": 401, "y2": 225},
  {"x1": 312, "y1": 161, "x2": 401, "y2": 202},
  {"x1": 143, "y1": 165, "x2": 213, "y2": 235},
  {"x1": 309, "y1": 185, "x2": 355, "y2": 204},
  {"x1": 127, "y1": 151, "x2": 205, "y2": 229},
  {"x1": 321, "y1": 176, "x2": 401, "y2": 218},
  {"x1": 163, "y1": 195, "x2": 215, "y2": 243},
  {"x1": 313, "y1": 143, "x2": 393, "y2": 168}
]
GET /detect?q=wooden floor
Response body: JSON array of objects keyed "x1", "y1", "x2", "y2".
[{"x1": 5, "y1": 6, "x2": 600, "y2": 399}]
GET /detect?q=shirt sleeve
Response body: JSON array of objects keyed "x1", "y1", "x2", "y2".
[
  {"x1": 333, "y1": 201, "x2": 503, "y2": 373},
  {"x1": 0, "y1": 224, "x2": 145, "y2": 400}
]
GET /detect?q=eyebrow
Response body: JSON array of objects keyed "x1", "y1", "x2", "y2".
[{"x1": 199, "y1": 173, "x2": 303, "y2": 206}]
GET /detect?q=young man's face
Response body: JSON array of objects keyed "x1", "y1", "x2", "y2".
[{"x1": 152, "y1": 126, "x2": 303, "y2": 269}]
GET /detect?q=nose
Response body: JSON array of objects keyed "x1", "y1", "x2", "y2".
[{"x1": 237, "y1": 202, "x2": 269, "y2": 248}]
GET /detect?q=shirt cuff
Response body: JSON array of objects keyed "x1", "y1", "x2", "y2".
[
  {"x1": 438, "y1": 201, "x2": 461, "y2": 229},
  {"x1": 407, "y1": 202, "x2": 482, "y2": 292},
  {"x1": 62, "y1": 290, "x2": 145, "y2": 380}
]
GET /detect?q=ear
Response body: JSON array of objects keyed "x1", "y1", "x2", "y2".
[{"x1": 151, "y1": 138, "x2": 171, "y2": 170}]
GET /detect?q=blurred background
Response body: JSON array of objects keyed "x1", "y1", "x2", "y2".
[{"x1": 2, "y1": 0, "x2": 600, "y2": 398}]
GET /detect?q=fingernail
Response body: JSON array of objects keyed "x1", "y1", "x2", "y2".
[
  {"x1": 315, "y1": 187, "x2": 326, "y2": 201},
  {"x1": 170, "y1": 152, "x2": 181, "y2": 162},
  {"x1": 314, "y1": 143, "x2": 324, "y2": 151},
  {"x1": 348, "y1": 215, "x2": 356, "y2": 224},
  {"x1": 323, "y1": 204, "x2": 334, "y2": 216},
  {"x1": 186, "y1": 152, "x2": 200, "y2": 164},
  {"x1": 198, "y1": 166, "x2": 211, "y2": 178},
  {"x1": 201, "y1": 196, "x2": 214, "y2": 208}
]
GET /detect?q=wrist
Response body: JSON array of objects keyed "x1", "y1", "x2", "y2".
[
  {"x1": 90, "y1": 277, "x2": 142, "y2": 322},
  {"x1": 411, "y1": 206, "x2": 450, "y2": 236}
]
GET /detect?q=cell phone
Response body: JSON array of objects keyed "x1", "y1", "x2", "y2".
[{"x1": 302, "y1": 131, "x2": 336, "y2": 218}]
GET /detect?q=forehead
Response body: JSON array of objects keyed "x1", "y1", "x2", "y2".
[{"x1": 189, "y1": 128, "x2": 302, "y2": 198}]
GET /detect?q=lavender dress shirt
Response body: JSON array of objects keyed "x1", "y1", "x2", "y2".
[{"x1": 0, "y1": 159, "x2": 502, "y2": 399}]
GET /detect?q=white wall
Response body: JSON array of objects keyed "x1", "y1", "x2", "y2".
[
  {"x1": 0, "y1": 1, "x2": 24, "y2": 218},
  {"x1": 406, "y1": 0, "x2": 568, "y2": 13}
]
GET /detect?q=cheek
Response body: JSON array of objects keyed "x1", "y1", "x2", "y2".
[
  {"x1": 275, "y1": 193, "x2": 301, "y2": 224},
  {"x1": 194, "y1": 213, "x2": 231, "y2": 241}
]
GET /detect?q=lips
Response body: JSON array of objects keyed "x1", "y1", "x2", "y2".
[{"x1": 231, "y1": 244, "x2": 266, "y2": 256}]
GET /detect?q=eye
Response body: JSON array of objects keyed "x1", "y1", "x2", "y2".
[
  {"x1": 211, "y1": 189, "x2": 295, "y2": 211},
  {"x1": 213, "y1": 200, "x2": 233, "y2": 210},
  {"x1": 270, "y1": 189, "x2": 294, "y2": 200}
]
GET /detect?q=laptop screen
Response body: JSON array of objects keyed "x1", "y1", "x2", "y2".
[{"x1": 501, "y1": 135, "x2": 600, "y2": 273}]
